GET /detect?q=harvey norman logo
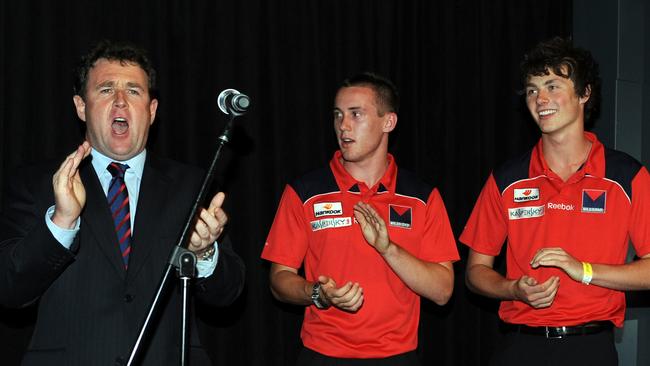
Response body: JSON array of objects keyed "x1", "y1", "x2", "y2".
[
  {"x1": 311, "y1": 217, "x2": 352, "y2": 231},
  {"x1": 508, "y1": 205, "x2": 545, "y2": 220},
  {"x1": 313, "y1": 202, "x2": 343, "y2": 217},
  {"x1": 514, "y1": 188, "x2": 540, "y2": 202}
]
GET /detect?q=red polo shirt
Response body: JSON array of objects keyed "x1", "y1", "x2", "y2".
[
  {"x1": 263, "y1": 151, "x2": 459, "y2": 357},
  {"x1": 460, "y1": 132, "x2": 650, "y2": 327}
]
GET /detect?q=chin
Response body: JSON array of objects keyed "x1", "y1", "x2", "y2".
[{"x1": 341, "y1": 154, "x2": 361, "y2": 163}]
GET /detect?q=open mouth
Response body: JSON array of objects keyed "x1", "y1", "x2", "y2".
[
  {"x1": 112, "y1": 117, "x2": 129, "y2": 135},
  {"x1": 538, "y1": 109, "x2": 557, "y2": 118}
]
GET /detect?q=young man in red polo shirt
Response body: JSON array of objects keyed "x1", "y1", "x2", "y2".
[
  {"x1": 262, "y1": 72, "x2": 459, "y2": 365},
  {"x1": 460, "y1": 37, "x2": 650, "y2": 365}
]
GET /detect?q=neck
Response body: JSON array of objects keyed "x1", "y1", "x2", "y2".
[
  {"x1": 341, "y1": 149, "x2": 389, "y2": 188},
  {"x1": 542, "y1": 129, "x2": 591, "y2": 181}
]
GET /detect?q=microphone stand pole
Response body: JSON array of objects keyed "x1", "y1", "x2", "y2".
[{"x1": 126, "y1": 115, "x2": 237, "y2": 366}]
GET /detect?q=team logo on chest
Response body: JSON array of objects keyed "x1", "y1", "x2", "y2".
[
  {"x1": 582, "y1": 189, "x2": 606, "y2": 213},
  {"x1": 313, "y1": 202, "x2": 343, "y2": 217},
  {"x1": 389, "y1": 205, "x2": 412, "y2": 229},
  {"x1": 513, "y1": 188, "x2": 540, "y2": 202}
]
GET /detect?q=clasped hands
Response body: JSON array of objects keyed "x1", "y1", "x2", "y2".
[{"x1": 514, "y1": 247, "x2": 584, "y2": 309}]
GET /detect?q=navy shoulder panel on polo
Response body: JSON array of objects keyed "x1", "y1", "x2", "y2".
[
  {"x1": 395, "y1": 168, "x2": 433, "y2": 204},
  {"x1": 604, "y1": 148, "x2": 642, "y2": 199},
  {"x1": 290, "y1": 167, "x2": 340, "y2": 204},
  {"x1": 493, "y1": 150, "x2": 533, "y2": 194}
]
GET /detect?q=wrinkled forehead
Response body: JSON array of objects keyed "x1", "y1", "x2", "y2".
[
  {"x1": 87, "y1": 59, "x2": 150, "y2": 87},
  {"x1": 91, "y1": 58, "x2": 146, "y2": 75}
]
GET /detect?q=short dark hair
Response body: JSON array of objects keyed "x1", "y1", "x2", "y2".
[
  {"x1": 339, "y1": 72, "x2": 400, "y2": 115},
  {"x1": 520, "y1": 37, "x2": 601, "y2": 123},
  {"x1": 73, "y1": 40, "x2": 157, "y2": 98}
]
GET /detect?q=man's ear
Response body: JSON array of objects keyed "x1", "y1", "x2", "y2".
[
  {"x1": 383, "y1": 112, "x2": 397, "y2": 132},
  {"x1": 73, "y1": 95, "x2": 87, "y2": 122},
  {"x1": 149, "y1": 98, "x2": 158, "y2": 125},
  {"x1": 579, "y1": 85, "x2": 592, "y2": 105}
]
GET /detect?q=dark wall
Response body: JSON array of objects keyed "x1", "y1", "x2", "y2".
[
  {"x1": 574, "y1": 1, "x2": 650, "y2": 364},
  {"x1": 0, "y1": 1, "x2": 571, "y2": 365}
]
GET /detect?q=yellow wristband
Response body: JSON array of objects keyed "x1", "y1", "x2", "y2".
[{"x1": 582, "y1": 262, "x2": 593, "y2": 285}]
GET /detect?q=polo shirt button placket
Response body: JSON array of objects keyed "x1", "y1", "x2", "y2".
[{"x1": 358, "y1": 183, "x2": 371, "y2": 201}]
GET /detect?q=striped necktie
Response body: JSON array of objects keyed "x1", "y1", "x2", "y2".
[{"x1": 107, "y1": 162, "x2": 131, "y2": 269}]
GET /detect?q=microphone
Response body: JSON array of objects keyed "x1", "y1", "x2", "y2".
[{"x1": 217, "y1": 89, "x2": 250, "y2": 116}]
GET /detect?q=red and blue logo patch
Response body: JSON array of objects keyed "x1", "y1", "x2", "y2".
[
  {"x1": 582, "y1": 189, "x2": 606, "y2": 213},
  {"x1": 389, "y1": 205, "x2": 412, "y2": 228}
]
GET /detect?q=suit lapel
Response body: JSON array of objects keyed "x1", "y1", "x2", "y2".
[
  {"x1": 79, "y1": 160, "x2": 127, "y2": 279},
  {"x1": 127, "y1": 155, "x2": 173, "y2": 282}
]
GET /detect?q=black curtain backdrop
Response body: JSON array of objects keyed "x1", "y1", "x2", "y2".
[{"x1": 0, "y1": 1, "x2": 572, "y2": 365}]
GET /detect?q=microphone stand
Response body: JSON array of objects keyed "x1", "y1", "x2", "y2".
[{"x1": 125, "y1": 115, "x2": 237, "y2": 366}]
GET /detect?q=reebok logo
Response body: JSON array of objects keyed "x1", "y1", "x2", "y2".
[{"x1": 547, "y1": 202, "x2": 574, "y2": 211}]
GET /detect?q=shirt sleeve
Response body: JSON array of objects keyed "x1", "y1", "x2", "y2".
[
  {"x1": 418, "y1": 188, "x2": 459, "y2": 262},
  {"x1": 196, "y1": 243, "x2": 219, "y2": 278},
  {"x1": 45, "y1": 205, "x2": 80, "y2": 249},
  {"x1": 459, "y1": 174, "x2": 508, "y2": 256},
  {"x1": 261, "y1": 185, "x2": 309, "y2": 269}
]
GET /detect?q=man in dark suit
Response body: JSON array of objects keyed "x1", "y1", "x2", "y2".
[{"x1": 0, "y1": 41, "x2": 245, "y2": 365}]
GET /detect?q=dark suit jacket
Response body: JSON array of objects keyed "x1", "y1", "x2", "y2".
[{"x1": 0, "y1": 154, "x2": 245, "y2": 366}]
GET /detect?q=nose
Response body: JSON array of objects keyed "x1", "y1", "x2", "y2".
[
  {"x1": 113, "y1": 90, "x2": 127, "y2": 108},
  {"x1": 536, "y1": 90, "x2": 550, "y2": 105},
  {"x1": 338, "y1": 115, "x2": 352, "y2": 132}
]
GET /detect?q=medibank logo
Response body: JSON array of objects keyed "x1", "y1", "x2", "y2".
[{"x1": 508, "y1": 205, "x2": 545, "y2": 220}]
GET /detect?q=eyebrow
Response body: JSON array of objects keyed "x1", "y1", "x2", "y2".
[
  {"x1": 94, "y1": 81, "x2": 144, "y2": 89},
  {"x1": 126, "y1": 82, "x2": 144, "y2": 89},
  {"x1": 333, "y1": 106, "x2": 363, "y2": 112},
  {"x1": 526, "y1": 78, "x2": 562, "y2": 88},
  {"x1": 95, "y1": 81, "x2": 115, "y2": 89}
]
